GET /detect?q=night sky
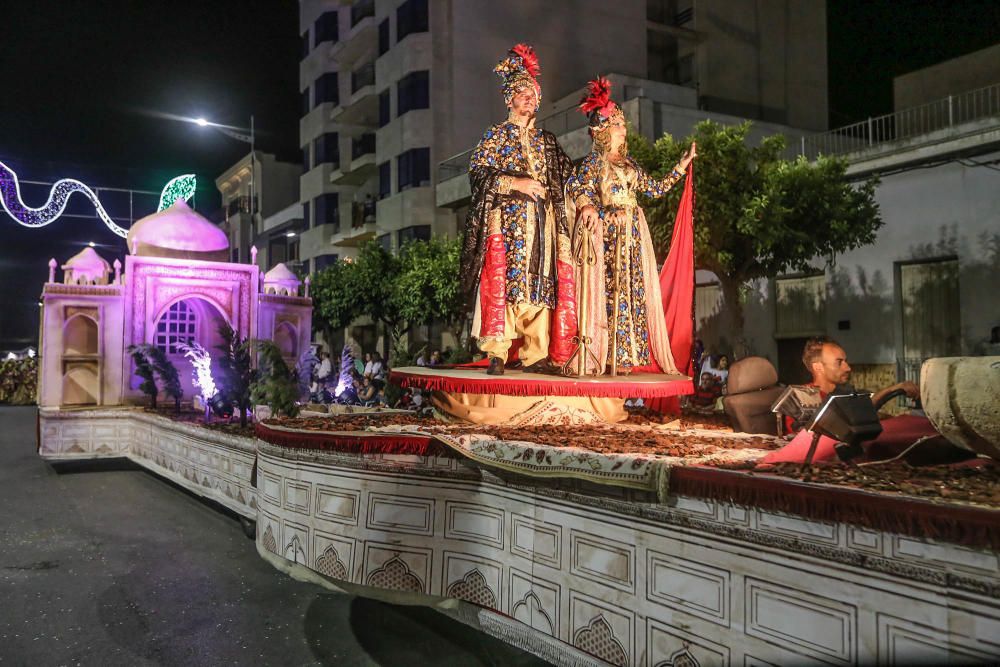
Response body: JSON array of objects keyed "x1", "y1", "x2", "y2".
[{"x1": 1, "y1": 0, "x2": 997, "y2": 349}]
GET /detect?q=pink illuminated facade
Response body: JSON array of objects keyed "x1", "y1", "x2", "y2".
[{"x1": 38, "y1": 200, "x2": 312, "y2": 407}]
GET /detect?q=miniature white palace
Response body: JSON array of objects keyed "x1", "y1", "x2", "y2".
[{"x1": 37, "y1": 199, "x2": 312, "y2": 407}]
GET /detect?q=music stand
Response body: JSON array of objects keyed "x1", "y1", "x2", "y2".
[
  {"x1": 801, "y1": 392, "x2": 883, "y2": 470},
  {"x1": 771, "y1": 385, "x2": 823, "y2": 434}
]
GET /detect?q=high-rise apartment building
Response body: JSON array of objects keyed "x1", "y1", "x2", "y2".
[{"x1": 298, "y1": 0, "x2": 827, "y2": 273}]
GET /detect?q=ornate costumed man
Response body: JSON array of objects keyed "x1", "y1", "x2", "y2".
[
  {"x1": 460, "y1": 45, "x2": 577, "y2": 376},
  {"x1": 567, "y1": 77, "x2": 696, "y2": 375}
]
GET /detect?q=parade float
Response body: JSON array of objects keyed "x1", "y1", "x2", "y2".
[{"x1": 27, "y1": 168, "x2": 1000, "y2": 665}]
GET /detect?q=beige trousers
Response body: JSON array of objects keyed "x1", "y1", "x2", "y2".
[{"x1": 478, "y1": 303, "x2": 551, "y2": 366}]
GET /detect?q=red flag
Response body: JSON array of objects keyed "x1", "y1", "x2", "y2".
[{"x1": 648, "y1": 164, "x2": 696, "y2": 414}]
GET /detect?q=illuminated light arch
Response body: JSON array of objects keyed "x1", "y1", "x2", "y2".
[{"x1": 0, "y1": 160, "x2": 196, "y2": 238}]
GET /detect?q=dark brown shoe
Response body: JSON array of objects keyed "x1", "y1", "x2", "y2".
[
  {"x1": 486, "y1": 357, "x2": 505, "y2": 375},
  {"x1": 523, "y1": 358, "x2": 560, "y2": 375}
]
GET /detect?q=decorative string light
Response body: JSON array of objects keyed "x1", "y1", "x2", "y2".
[
  {"x1": 177, "y1": 340, "x2": 217, "y2": 401},
  {"x1": 0, "y1": 160, "x2": 197, "y2": 238},
  {"x1": 157, "y1": 174, "x2": 197, "y2": 211}
]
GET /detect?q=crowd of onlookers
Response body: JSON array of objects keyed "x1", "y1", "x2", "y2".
[{"x1": 306, "y1": 346, "x2": 443, "y2": 411}]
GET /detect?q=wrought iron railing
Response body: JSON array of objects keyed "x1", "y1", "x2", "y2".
[{"x1": 802, "y1": 82, "x2": 1000, "y2": 159}]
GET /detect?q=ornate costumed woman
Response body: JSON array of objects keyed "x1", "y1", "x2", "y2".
[
  {"x1": 460, "y1": 44, "x2": 577, "y2": 376},
  {"x1": 567, "y1": 78, "x2": 696, "y2": 375}
]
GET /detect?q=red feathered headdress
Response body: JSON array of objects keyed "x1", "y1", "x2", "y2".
[
  {"x1": 510, "y1": 44, "x2": 540, "y2": 79},
  {"x1": 494, "y1": 43, "x2": 542, "y2": 105},
  {"x1": 579, "y1": 77, "x2": 620, "y2": 127}
]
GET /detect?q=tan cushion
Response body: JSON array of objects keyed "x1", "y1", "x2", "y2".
[
  {"x1": 723, "y1": 386, "x2": 785, "y2": 435},
  {"x1": 726, "y1": 356, "x2": 779, "y2": 395}
]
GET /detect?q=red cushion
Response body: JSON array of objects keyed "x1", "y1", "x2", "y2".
[{"x1": 759, "y1": 415, "x2": 938, "y2": 466}]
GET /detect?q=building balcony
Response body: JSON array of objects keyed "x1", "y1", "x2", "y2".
[
  {"x1": 300, "y1": 102, "x2": 337, "y2": 142},
  {"x1": 435, "y1": 149, "x2": 471, "y2": 209},
  {"x1": 330, "y1": 63, "x2": 377, "y2": 128},
  {"x1": 261, "y1": 202, "x2": 304, "y2": 235},
  {"x1": 330, "y1": 215, "x2": 377, "y2": 247},
  {"x1": 331, "y1": 155, "x2": 376, "y2": 187},
  {"x1": 300, "y1": 162, "x2": 337, "y2": 201},
  {"x1": 330, "y1": 12, "x2": 375, "y2": 66}
]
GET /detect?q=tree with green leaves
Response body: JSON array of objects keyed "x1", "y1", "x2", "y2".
[
  {"x1": 216, "y1": 323, "x2": 256, "y2": 427},
  {"x1": 393, "y1": 236, "x2": 469, "y2": 356},
  {"x1": 251, "y1": 341, "x2": 300, "y2": 418},
  {"x1": 312, "y1": 238, "x2": 470, "y2": 365},
  {"x1": 129, "y1": 346, "x2": 159, "y2": 408},
  {"x1": 310, "y1": 256, "x2": 361, "y2": 344},
  {"x1": 628, "y1": 120, "x2": 883, "y2": 349}
]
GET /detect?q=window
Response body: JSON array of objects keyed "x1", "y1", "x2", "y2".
[
  {"x1": 351, "y1": 62, "x2": 375, "y2": 93},
  {"x1": 775, "y1": 273, "x2": 826, "y2": 339},
  {"x1": 397, "y1": 148, "x2": 430, "y2": 191},
  {"x1": 378, "y1": 161, "x2": 391, "y2": 199},
  {"x1": 377, "y1": 234, "x2": 392, "y2": 251},
  {"x1": 352, "y1": 133, "x2": 375, "y2": 160},
  {"x1": 397, "y1": 225, "x2": 431, "y2": 246},
  {"x1": 301, "y1": 145, "x2": 310, "y2": 171},
  {"x1": 378, "y1": 89, "x2": 391, "y2": 127},
  {"x1": 313, "y1": 193, "x2": 340, "y2": 231},
  {"x1": 300, "y1": 31, "x2": 310, "y2": 59},
  {"x1": 378, "y1": 18, "x2": 390, "y2": 56},
  {"x1": 303, "y1": 201, "x2": 311, "y2": 229},
  {"x1": 314, "y1": 72, "x2": 339, "y2": 106},
  {"x1": 313, "y1": 254, "x2": 339, "y2": 273},
  {"x1": 269, "y1": 237, "x2": 288, "y2": 265},
  {"x1": 351, "y1": 0, "x2": 374, "y2": 27},
  {"x1": 678, "y1": 54, "x2": 694, "y2": 85},
  {"x1": 155, "y1": 301, "x2": 196, "y2": 355},
  {"x1": 396, "y1": 0, "x2": 428, "y2": 43},
  {"x1": 397, "y1": 70, "x2": 429, "y2": 117},
  {"x1": 301, "y1": 88, "x2": 311, "y2": 115},
  {"x1": 314, "y1": 11, "x2": 339, "y2": 47},
  {"x1": 313, "y1": 133, "x2": 339, "y2": 167}
]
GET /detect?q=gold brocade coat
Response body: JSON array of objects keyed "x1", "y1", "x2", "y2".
[{"x1": 565, "y1": 151, "x2": 683, "y2": 373}]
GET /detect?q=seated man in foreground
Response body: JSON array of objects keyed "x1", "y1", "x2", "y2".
[
  {"x1": 803, "y1": 336, "x2": 918, "y2": 407},
  {"x1": 781, "y1": 336, "x2": 919, "y2": 435}
]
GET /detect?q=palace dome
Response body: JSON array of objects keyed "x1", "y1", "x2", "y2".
[
  {"x1": 61, "y1": 247, "x2": 112, "y2": 285},
  {"x1": 127, "y1": 199, "x2": 229, "y2": 262}
]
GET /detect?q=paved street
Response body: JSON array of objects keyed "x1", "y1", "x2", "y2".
[{"x1": 0, "y1": 406, "x2": 548, "y2": 666}]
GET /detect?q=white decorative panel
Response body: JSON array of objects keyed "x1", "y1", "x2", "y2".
[
  {"x1": 260, "y1": 472, "x2": 282, "y2": 506},
  {"x1": 366, "y1": 493, "x2": 434, "y2": 536},
  {"x1": 570, "y1": 531, "x2": 635, "y2": 593},
  {"x1": 443, "y1": 552, "x2": 502, "y2": 609},
  {"x1": 745, "y1": 578, "x2": 856, "y2": 665},
  {"x1": 569, "y1": 591, "x2": 633, "y2": 667},
  {"x1": 314, "y1": 485, "x2": 359, "y2": 525},
  {"x1": 757, "y1": 510, "x2": 839, "y2": 544},
  {"x1": 511, "y1": 514, "x2": 561, "y2": 568},
  {"x1": 892, "y1": 536, "x2": 998, "y2": 574},
  {"x1": 672, "y1": 496, "x2": 717, "y2": 518},
  {"x1": 313, "y1": 530, "x2": 354, "y2": 581},
  {"x1": 647, "y1": 549, "x2": 729, "y2": 626},
  {"x1": 510, "y1": 568, "x2": 560, "y2": 638},
  {"x1": 647, "y1": 619, "x2": 729, "y2": 667},
  {"x1": 363, "y1": 542, "x2": 431, "y2": 594},
  {"x1": 281, "y1": 519, "x2": 309, "y2": 565},
  {"x1": 283, "y1": 479, "x2": 311, "y2": 515},
  {"x1": 445, "y1": 502, "x2": 504, "y2": 548},
  {"x1": 847, "y1": 527, "x2": 881, "y2": 553}
]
